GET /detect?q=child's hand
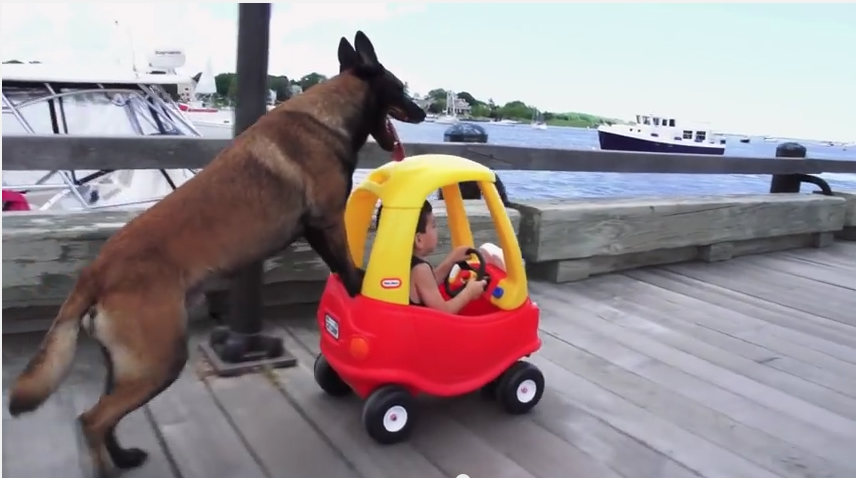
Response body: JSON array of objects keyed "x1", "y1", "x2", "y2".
[
  {"x1": 464, "y1": 279, "x2": 487, "y2": 300},
  {"x1": 450, "y1": 245, "x2": 473, "y2": 263}
]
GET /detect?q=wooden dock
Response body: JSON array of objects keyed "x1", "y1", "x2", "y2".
[{"x1": 4, "y1": 244, "x2": 855, "y2": 478}]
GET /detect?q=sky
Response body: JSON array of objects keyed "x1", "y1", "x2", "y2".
[{"x1": 2, "y1": 3, "x2": 854, "y2": 142}]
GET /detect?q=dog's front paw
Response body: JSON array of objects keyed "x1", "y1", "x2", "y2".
[{"x1": 344, "y1": 268, "x2": 366, "y2": 298}]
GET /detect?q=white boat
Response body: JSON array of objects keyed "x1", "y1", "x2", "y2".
[
  {"x1": 2, "y1": 56, "x2": 205, "y2": 211},
  {"x1": 493, "y1": 118, "x2": 519, "y2": 126},
  {"x1": 530, "y1": 109, "x2": 547, "y2": 130},
  {"x1": 597, "y1": 114, "x2": 726, "y2": 155},
  {"x1": 434, "y1": 90, "x2": 459, "y2": 124}
]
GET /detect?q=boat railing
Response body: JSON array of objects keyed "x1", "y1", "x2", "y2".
[{"x1": 2, "y1": 82, "x2": 202, "y2": 210}]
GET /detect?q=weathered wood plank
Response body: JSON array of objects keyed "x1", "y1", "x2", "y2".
[
  {"x1": 442, "y1": 396, "x2": 627, "y2": 478},
  {"x1": 532, "y1": 284, "x2": 856, "y2": 474},
  {"x1": 2, "y1": 334, "x2": 88, "y2": 478},
  {"x1": 537, "y1": 331, "x2": 853, "y2": 478},
  {"x1": 780, "y1": 242, "x2": 856, "y2": 269},
  {"x1": 533, "y1": 282, "x2": 856, "y2": 440},
  {"x1": 2, "y1": 201, "x2": 518, "y2": 313},
  {"x1": 145, "y1": 365, "x2": 267, "y2": 478},
  {"x1": 275, "y1": 322, "x2": 449, "y2": 478},
  {"x1": 628, "y1": 268, "x2": 856, "y2": 355},
  {"x1": 821, "y1": 190, "x2": 856, "y2": 240},
  {"x1": 284, "y1": 321, "x2": 538, "y2": 478},
  {"x1": 286, "y1": 316, "x2": 701, "y2": 478},
  {"x1": 521, "y1": 390, "x2": 703, "y2": 478},
  {"x1": 526, "y1": 345, "x2": 782, "y2": 478},
  {"x1": 667, "y1": 261, "x2": 856, "y2": 327},
  {"x1": 577, "y1": 275, "x2": 856, "y2": 404},
  {"x1": 62, "y1": 337, "x2": 179, "y2": 478},
  {"x1": 518, "y1": 194, "x2": 845, "y2": 262},
  {"x1": 741, "y1": 253, "x2": 856, "y2": 289},
  {"x1": 5, "y1": 134, "x2": 856, "y2": 174},
  {"x1": 205, "y1": 373, "x2": 357, "y2": 478},
  {"x1": 517, "y1": 194, "x2": 845, "y2": 282}
]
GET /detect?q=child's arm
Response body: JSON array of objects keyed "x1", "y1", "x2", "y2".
[
  {"x1": 413, "y1": 263, "x2": 484, "y2": 314},
  {"x1": 433, "y1": 245, "x2": 473, "y2": 285},
  {"x1": 433, "y1": 254, "x2": 458, "y2": 285}
]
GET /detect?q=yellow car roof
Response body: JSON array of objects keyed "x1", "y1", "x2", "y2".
[{"x1": 357, "y1": 154, "x2": 497, "y2": 209}]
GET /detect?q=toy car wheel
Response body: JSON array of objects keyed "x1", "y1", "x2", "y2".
[
  {"x1": 313, "y1": 353, "x2": 351, "y2": 397},
  {"x1": 496, "y1": 361, "x2": 545, "y2": 415},
  {"x1": 361, "y1": 385, "x2": 416, "y2": 445}
]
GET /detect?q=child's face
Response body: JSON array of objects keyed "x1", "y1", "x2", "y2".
[{"x1": 414, "y1": 212, "x2": 438, "y2": 253}]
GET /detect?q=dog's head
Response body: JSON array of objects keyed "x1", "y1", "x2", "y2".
[{"x1": 338, "y1": 31, "x2": 426, "y2": 151}]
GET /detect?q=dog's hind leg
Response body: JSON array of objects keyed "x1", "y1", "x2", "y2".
[
  {"x1": 80, "y1": 293, "x2": 188, "y2": 476},
  {"x1": 304, "y1": 217, "x2": 364, "y2": 297}
]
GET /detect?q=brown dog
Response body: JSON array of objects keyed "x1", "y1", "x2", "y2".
[{"x1": 7, "y1": 31, "x2": 425, "y2": 476}]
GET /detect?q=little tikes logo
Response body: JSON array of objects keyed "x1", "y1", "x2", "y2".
[{"x1": 380, "y1": 278, "x2": 402, "y2": 289}]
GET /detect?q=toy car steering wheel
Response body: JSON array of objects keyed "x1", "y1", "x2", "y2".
[{"x1": 443, "y1": 248, "x2": 488, "y2": 298}]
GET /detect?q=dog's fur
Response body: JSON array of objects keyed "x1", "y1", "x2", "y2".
[
  {"x1": 6, "y1": 31, "x2": 424, "y2": 476},
  {"x1": 436, "y1": 175, "x2": 511, "y2": 205}
]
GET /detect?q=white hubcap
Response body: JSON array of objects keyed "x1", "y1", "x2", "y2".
[
  {"x1": 516, "y1": 379, "x2": 537, "y2": 403},
  {"x1": 382, "y1": 405, "x2": 408, "y2": 432}
]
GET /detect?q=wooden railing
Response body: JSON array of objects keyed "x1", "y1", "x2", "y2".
[
  {"x1": 5, "y1": 135, "x2": 856, "y2": 174},
  {"x1": 4, "y1": 135, "x2": 856, "y2": 333}
]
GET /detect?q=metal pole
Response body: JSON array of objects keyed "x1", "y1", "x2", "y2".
[
  {"x1": 228, "y1": 2, "x2": 270, "y2": 338},
  {"x1": 201, "y1": 3, "x2": 295, "y2": 375}
]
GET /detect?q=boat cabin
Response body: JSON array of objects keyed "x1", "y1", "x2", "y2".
[
  {"x1": 2, "y1": 62, "x2": 201, "y2": 211},
  {"x1": 2, "y1": 63, "x2": 197, "y2": 137},
  {"x1": 631, "y1": 114, "x2": 716, "y2": 145}
]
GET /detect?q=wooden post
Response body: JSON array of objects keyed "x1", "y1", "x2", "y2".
[
  {"x1": 199, "y1": 3, "x2": 296, "y2": 376},
  {"x1": 769, "y1": 142, "x2": 807, "y2": 193}
]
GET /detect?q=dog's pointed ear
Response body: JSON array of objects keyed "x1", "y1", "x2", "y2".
[
  {"x1": 338, "y1": 37, "x2": 358, "y2": 72},
  {"x1": 353, "y1": 31, "x2": 379, "y2": 67}
]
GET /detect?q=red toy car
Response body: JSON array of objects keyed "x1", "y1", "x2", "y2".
[{"x1": 313, "y1": 154, "x2": 543, "y2": 444}]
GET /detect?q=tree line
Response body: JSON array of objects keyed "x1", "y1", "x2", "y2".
[
  {"x1": 2, "y1": 58, "x2": 616, "y2": 128},
  {"x1": 419, "y1": 88, "x2": 617, "y2": 128},
  {"x1": 209, "y1": 72, "x2": 616, "y2": 128}
]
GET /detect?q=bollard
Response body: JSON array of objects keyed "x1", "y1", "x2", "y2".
[
  {"x1": 199, "y1": 3, "x2": 296, "y2": 376},
  {"x1": 769, "y1": 142, "x2": 806, "y2": 193}
]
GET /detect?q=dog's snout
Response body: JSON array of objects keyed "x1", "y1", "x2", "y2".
[{"x1": 396, "y1": 101, "x2": 426, "y2": 124}]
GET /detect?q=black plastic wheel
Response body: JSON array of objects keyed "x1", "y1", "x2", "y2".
[
  {"x1": 496, "y1": 361, "x2": 545, "y2": 415},
  {"x1": 209, "y1": 326, "x2": 230, "y2": 347},
  {"x1": 313, "y1": 354, "x2": 351, "y2": 397},
  {"x1": 361, "y1": 385, "x2": 416, "y2": 445}
]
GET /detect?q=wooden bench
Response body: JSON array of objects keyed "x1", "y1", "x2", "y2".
[
  {"x1": 820, "y1": 190, "x2": 856, "y2": 241},
  {"x1": 2, "y1": 201, "x2": 519, "y2": 331},
  {"x1": 512, "y1": 193, "x2": 846, "y2": 283}
]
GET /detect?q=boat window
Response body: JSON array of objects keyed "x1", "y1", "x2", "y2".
[
  {"x1": 642, "y1": 116, "x2": 651, "y2": 125},
  {"x1": 653, "y1": 117, "x2": 661, "y2": 126},
  {"x1": 2, "y1": 110, "x2": 33, "y2": 135},
  {"x1": 58, "y1": 89, "x2": 146, "y2": 136},
  {"x1": 3, "y1": 88, "x2": 57, "y2": 134},
  {"x1": 668, "y1": 119, "x2": 676, "y2": 127},
  {"x1": 635, "y1": 115, "x2": 641, "y2": 124},
  {"x1": 682, "y1": 130, "x2": 693, "y2": 140},
  {"x1": 695, "y1": 131, "x2": 707, "y2": 142}
]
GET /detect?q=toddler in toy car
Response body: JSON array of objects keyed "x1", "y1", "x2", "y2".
[{"x1": 377, "y1": 200, "x2": 487, "y2": 313}]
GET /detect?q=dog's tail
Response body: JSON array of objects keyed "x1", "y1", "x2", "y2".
[{"x1": 8, "y1": 273, "x2": 96, "y2": 416}]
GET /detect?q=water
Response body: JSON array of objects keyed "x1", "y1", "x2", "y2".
[
  {"x1": 196, "y1": 112, "x2": 856, "y2": 200},
  {"x1": 380, "y1": 121, "x2": 856, "y2": 200}
]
